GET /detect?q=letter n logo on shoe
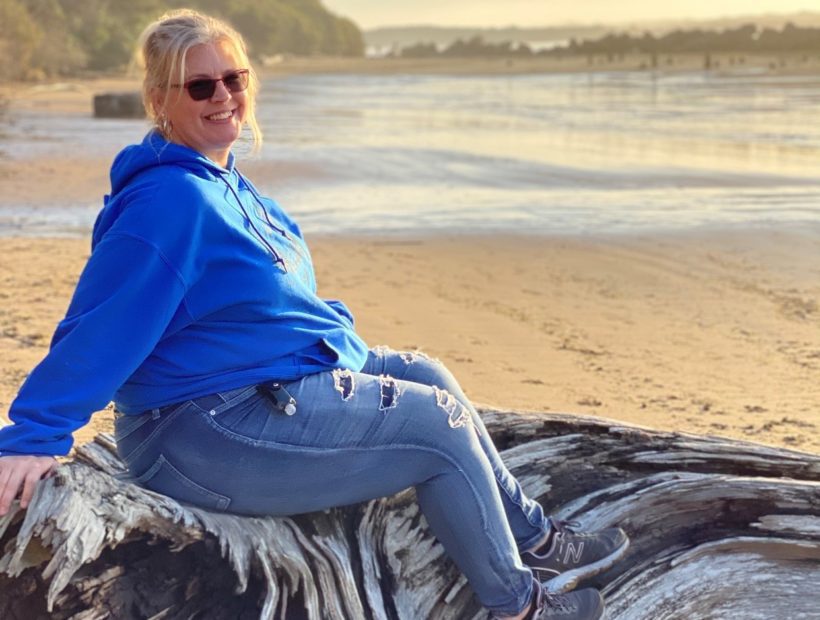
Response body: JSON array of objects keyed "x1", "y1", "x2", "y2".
[{"x1": 563, "y1": 542, "x2": 584, "y2": 564}]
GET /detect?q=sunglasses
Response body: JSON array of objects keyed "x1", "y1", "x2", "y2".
[{"x1": 175, "y1": 69, "x2": 250, "y2": 101}]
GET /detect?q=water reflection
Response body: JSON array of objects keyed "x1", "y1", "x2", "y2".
[{"x1": 3, "y1": 70, "x2": 819, "y2": 236}]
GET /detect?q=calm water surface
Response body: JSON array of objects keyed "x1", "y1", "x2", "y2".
[{"x1": 3, "y1": 70, "x2": 819, "y2": 236}]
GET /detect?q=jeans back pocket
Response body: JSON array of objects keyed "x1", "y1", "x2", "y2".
[{"x1": 137, "y1": 453, "x2": 231, "y2": 511}]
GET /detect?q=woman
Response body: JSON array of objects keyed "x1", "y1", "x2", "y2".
[{"x1": 0, "y1": 10, "x2": 627, "y2": 619}]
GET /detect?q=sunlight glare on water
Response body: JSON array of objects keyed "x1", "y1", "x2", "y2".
[{"x1": 3, "y1": 70, "x2": 820, "y2": 236}]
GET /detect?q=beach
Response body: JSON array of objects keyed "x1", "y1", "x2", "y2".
[
  {"x1": 1, "y1": 68, "x2": 818, "y2": 454},
  {"x1": 2, "y1": 230, "x2": 818, "y2": 453}
]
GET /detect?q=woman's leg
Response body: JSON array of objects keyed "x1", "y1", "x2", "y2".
[
  {"x1": 358, "y1": 347, "x2": 629, "y2": 597},
  {"x1": 116, "y1": 373, "x2": 534, "y2": 617},
  {"x1": 361, "y1": 346, "x2": 549, "y2": 552}
]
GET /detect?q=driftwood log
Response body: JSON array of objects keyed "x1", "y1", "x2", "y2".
[
  {"x1": 92, "y1": 93, "x2": 145, "y2": 119},
  {"x1": 1, "y1": 410, "x2": 818, "y2": 619}
]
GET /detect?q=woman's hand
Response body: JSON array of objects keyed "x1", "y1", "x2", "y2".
[{"x1": 0, "y1": 455, "x2": 58, "y2": 516}]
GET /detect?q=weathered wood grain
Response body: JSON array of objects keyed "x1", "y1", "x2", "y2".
[{"x1": 1, "y1": 410, "x2": 818, "y2": 619}]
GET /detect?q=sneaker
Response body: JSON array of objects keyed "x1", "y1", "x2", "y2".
[
  {"x1": 522, "y1": 517, "x2": 629, "y2": 593},
  {"x1": 531, "y1": 580, "x2": 604, "y2": 619}
]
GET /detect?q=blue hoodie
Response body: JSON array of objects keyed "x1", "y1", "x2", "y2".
[{"x1": 0, "y1": 132, "x2": 369, "y2": 456}]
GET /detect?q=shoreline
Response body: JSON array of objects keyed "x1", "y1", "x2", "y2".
[
  {"x1": 1, "y1": 219, "x2": 815, "y2": 241},
  {"x1": 259, "y1": 53, "x2": 820, "y2": 77},
  {"x1": 1, "y1": 52, "x2": 818, "y2": 89},
  {"x1": 2, "y1": 51, "x2": 818, "y2": 110},
  {"x1": 1, "y1": 230, "x2": 817, "y2": 454}
]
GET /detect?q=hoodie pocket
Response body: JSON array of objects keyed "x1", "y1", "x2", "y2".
[{"x1": 136, "y1": 454, "x2": 230, "y2": 511}]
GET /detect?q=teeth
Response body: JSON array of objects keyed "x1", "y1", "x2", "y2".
[{"x1": 206, "y1": 110, "x2": 232, "y2": 120}]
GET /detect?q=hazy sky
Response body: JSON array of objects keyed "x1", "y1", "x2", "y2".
[{"x1": 322, "y1": 0, "x2": 820, "y2": 29}]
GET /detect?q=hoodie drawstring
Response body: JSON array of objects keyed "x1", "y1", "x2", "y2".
[
  {"x1": 222, "y1": 172, "x2": 288, "y2": 273},
  {"x1": 238, "y1": 172, "x2": 289, "y2": 238}
]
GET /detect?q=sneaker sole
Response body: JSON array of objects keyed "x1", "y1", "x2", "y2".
[{"x1": 537, "y1": 537, "x2": 630, "y2": 594}]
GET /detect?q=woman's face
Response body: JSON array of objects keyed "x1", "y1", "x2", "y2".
[{"x1": 156, "y1": 40, "x2": 248, "y2": 167}]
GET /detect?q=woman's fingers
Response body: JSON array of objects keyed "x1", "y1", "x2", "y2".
[
  {"x1": 44, "y1": 462, "x2": 58, "y2": 478},
  {"x1": 0, "y1": 465, "x2": 15, "y2": 514},
  {"x1": 26, "y1": 458, "x2": 56, "y2": 507},
  {"x1": 0, "y1": 456, "x2": 57, "y2": 515},
  {"x1": 20, "y1": 469, "x2": 42, "y2": 509},
  {"x1": 0, "y1": 468, "x2": 23, "y2": 516}
]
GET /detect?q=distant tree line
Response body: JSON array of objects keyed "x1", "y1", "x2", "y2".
[
  {"x1": 399, "y1": 38, "x2": 534, "y2": 59},
  {"x1": 0, "y1": 0, "x2": 363, "y2": 80},
  {"x1": 399, "y1": 23, "x2": 820, "y2": 59},
  {"x1": 563, "y1": 23, "x2": 820, "y2": 55}
]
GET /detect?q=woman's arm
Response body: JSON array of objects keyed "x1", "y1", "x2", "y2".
[
  {"x1": 0, "y1": 232, "x2": 189, "y2": 514},
  {"x1": 0, "y1": 233, "x2": 188, "y2": 457}
]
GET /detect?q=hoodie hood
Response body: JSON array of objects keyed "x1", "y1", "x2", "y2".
[
  {"x1": 110, "y1": 131, "x2": 234, "y2": 194},
  {"x1": 94, "y1": 131, "x2": 236, "y2": 247}
]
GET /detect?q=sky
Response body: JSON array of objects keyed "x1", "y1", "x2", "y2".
[{"x1": 322, "y1": 0, "x2": 820, "y2": 29}]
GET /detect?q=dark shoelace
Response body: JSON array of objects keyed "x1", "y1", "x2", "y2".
[
  {"x1": 549, "y1": 517, "x2": 582, "y2": 536},
  {"x1": 524, "y1": 580, "x2": 579, "y2": 618},
  {"x1": 541, "y1": 590, "x2": 577, "y2": 614}
]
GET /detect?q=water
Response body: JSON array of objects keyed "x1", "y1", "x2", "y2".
[{"x1": 3, "y1": 70, "x2": 820, "y2": 236}]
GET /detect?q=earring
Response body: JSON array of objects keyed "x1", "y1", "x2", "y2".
[{"x1": 157, "y1": 114, "x2": 173, "y2": 138}]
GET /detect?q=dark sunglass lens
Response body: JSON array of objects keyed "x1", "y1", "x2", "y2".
[
  {"x1": 223, "y1": 72, "x2": 248, "y2": 92},
  {"x1": 187, "y1": 79, "x2": 216, "y2": 101}
]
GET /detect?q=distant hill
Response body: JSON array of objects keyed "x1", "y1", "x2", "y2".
[{"x1": 365, "y1": 11, "x2": 820, "y2": 53}]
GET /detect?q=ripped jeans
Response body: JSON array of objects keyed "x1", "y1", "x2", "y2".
[{"x1": 114, "y1": 346, "x2": 547, "y2": 616}]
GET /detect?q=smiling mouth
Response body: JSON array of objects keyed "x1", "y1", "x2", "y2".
[{"x1": 205, "y1": 110, "x2": 234, "y2": 121}]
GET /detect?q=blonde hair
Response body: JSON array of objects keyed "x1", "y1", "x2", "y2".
[{"x1": 135, "y1": 9, "x2": 262, "y2": 152}]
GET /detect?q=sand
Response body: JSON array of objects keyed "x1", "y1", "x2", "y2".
[
  {"x1": 1, "y1": 69, "x2": 818, "y2": 455},
  {"x1": 1, "y1": 230, "x2": 818, "y2": 454}
]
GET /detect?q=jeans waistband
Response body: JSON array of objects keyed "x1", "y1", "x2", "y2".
[
  {"x1": 116, "y1": 383, "x2": 270, "y2": 421},
  {"x1": 114, "y1": 383, "x2": 266, "y2": 443}
]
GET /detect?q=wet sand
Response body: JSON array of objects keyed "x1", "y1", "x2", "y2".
[{"x1": 1, "y1": 230, "x2": 818, "y2": 453}]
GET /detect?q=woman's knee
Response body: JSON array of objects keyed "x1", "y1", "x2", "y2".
[
  {"x1": 366, "y1": 358, "x2": 479, "y2": 436},
  {"x1": 392, "y1": 383, "x2": 484, "y2": 462},
  {"x1": 431, "y1": 385, "x2": 475, "y2": 431},
  {"x1": 332, "y1": 361, "x2": 481, "y2": 455}
]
